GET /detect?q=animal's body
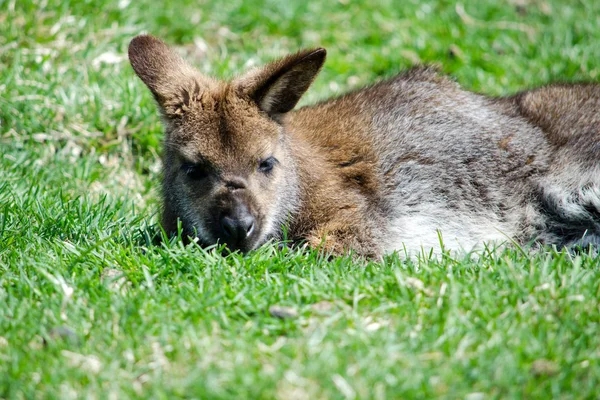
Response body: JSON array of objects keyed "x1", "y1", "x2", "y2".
[{"x1": 129, "y1": 35, "x2": 600, "y2": 258}]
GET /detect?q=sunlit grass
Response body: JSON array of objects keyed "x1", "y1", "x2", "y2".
[{"x1": 2, "y1": 0, "x2": 600, "y2": 398}]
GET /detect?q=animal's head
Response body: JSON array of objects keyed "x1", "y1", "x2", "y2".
[{"x1": 128, "y1": 35, "x2": 326, "y2": 252}]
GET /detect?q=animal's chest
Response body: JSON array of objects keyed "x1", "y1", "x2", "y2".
[{"x1": 383, "y1": 204, "x2": 518, "y2": 255}]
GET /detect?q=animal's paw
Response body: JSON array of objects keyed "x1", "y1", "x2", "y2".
[
  {"x1": 306, "y1": 234, "x2": 343, "y2": 255},
  {"x1": 306, "y1": 234, "x2": 378, "y2": 261}
]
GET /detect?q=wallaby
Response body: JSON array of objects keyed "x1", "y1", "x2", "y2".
[{"x1": 128, "y1": 34, "x2": 600, "y2": 258}]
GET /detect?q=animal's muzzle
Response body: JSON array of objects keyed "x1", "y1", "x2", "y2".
[{"x1": 219, "y1": 207, "x2": 255, "y2": 250}]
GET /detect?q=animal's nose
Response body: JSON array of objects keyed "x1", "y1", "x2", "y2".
[
  {"x1": 224, "y1": 177, "x2": 247, "y2": 191},
  {"x1": 220, "y1": 212, "x2": 255, "y2": 247}
]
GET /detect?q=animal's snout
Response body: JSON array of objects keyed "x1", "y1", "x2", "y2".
[
  {"x1": 219, "y1": 210, "x2": 255, "y2": 249},
  {"x1": 214, "y1": 183, "x2": 260, "y2": 251}
]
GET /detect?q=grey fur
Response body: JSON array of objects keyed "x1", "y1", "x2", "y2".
[
  {"x1": 128, "y1": 35, "x2": 600, "y2": 257},
  {"x1": 299, "y1": 68, "x2": 599, "y2": 255}
]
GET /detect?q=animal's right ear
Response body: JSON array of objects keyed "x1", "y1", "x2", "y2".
[{"x1": 128, "y1": 35, "x2": 208, "y2": 116}]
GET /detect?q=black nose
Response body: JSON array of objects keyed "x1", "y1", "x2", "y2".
[{"x1": 220, "y1": 212, "x2": 255, "y2": 248}]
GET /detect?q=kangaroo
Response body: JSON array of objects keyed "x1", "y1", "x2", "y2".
[{"x1": 128, "y1": 34, "x2": 600, "y2": 258}]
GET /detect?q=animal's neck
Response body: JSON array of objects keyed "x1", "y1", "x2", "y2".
[{"x1": 282, "y1": 110, "x2": 382, "y2": 240}]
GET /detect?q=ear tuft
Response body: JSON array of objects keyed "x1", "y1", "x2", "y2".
[{"x1": 239, "y1": 48, "x2": 327, "y2": 116}]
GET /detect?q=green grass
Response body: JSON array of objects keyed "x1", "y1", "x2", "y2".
[{"x1": 2, "y1": 0, "x2": 600, "y2": 398}]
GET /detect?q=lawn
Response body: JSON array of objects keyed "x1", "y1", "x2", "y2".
[{"x1": 2, "y1": 0, "x2": 600, "y2": 398}]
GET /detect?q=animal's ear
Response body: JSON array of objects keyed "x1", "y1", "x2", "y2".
[
  {"x1": 128, "y1": 34, "x2": 208, "y2": 116},
  {"x1": 238, "y1": 48, "x2": 326, "y2": 116}
]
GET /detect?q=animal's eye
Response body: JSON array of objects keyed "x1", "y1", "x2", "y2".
[
  {"x1": 258, "y1": 157, "x2": 277, "y2": 173},
  {"x1": 181, "y1": 162, "x2": 209, "y2": 180}
]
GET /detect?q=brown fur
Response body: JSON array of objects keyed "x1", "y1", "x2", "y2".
[
  {"x1": 129, "y1": 35, "x2": 600, "y2": 257},
  {"x1": 512, "y1": 84, "x2": 600, "y2": 146}
]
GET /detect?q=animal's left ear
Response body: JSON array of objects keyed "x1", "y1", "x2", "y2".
[{"x1": 238, "y1": 48, "x2": 327, "y2": 116}]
